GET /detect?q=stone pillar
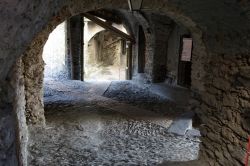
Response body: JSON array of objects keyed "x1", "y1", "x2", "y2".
[
  {"x1": 149, "y1": 13, "x2": 173, "y2": 83},
  {"x1": 10, "y1": 58, "x2": 28, "y2": 166},
  {"x1": 69, "y1": 16, "x2": 83, "y2": 80},
  {"x1": 22, "y1": 37, "x2": 46, "y2": 126}
]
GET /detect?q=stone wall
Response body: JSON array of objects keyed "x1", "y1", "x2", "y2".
[
  {"x1": 10, "y1": 58, "x2": 28, "y2": 166},
  {"x1": 193, "y1": 54, "x2": 250, "y2": 165},
  {"x1": 0, "y1": 81, "x2": 18, "y2": 165},
  {"x1": 133, "y1": 12, "x2": 174, "y2": 83},
  {"x1": 149, "y1": 13, "x2": 174, "y2": 83},
  {"x1": 22, "y1": 35, "x2": 46, "y2": 126},
  {"x1": 0, "y1": 0, "x2": 250, "y2": 165},
  {"x1": 0, "y1": 59, "x2": 28, "y2": 165},
  {"x1": 19, "y1": 5, "x2": 72, "y2": 127}
]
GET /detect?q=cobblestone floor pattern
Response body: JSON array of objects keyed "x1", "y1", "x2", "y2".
[{"x1": 28, "y1": 80, "x2": 200, "y2": 166}]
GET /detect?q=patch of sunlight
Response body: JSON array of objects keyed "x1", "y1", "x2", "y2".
[{"x1": 43, "y1": 21, "x2": 68, "y2": 80}]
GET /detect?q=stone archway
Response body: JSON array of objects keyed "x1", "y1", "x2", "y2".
[
  {"x1": 20, "y1": 0, "x2": 208, "y2": 125},
  {"x1": 85, "y1": 30, "x2": 127, "y2": 81},
  {"x1": 1, "y1": 0, "x2": 249, "y2": 165},
  {"x1": 16, "y1": 5, "x2": 209, "y2": 165}
]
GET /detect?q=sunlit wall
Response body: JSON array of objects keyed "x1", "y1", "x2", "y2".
[
  {"x1": 84, "y1": 18, "x2": 128, "y2": 81},
  {"x1": 43, "y1": 21, "x2": 68, "y2": 80}
]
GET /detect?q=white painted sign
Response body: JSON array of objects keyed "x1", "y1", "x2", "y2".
[{"x1": 181, "y1": 38, "x2": 193, "y2": 62}]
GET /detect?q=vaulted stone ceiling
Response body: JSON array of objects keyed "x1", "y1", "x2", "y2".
[{"x1": 0, "y1": 0, "x2": 249, "y2": 80}]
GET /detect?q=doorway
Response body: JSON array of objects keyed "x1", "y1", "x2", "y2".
[
  {"x1": 138, "y1": 26, "x2": 146, "y2": 73},
  {"x1": 177, "y1": 35, "x2": 192, "y2": 88}
]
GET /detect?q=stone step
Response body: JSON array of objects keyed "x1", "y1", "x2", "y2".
[
  {"x1": 167, "y1": 112, "x2": 195, "y2": 136},
  {"x1": 186, "y1": 128, "x2": 201, "y2": 137}
]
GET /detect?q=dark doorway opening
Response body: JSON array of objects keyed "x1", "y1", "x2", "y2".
[
  {"x1": 138, "y1": 26, "x2": 146, "y2": 73},
  {"x1": 178, "y1": 35, "x2": 192, "y2": 88}
]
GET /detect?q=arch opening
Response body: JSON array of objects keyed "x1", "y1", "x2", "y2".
[
  {"x1": 84, "y1": 17, "x2": 129, "y2": 81},
  {"x1": 10, "y1": 2, "x2": 222, "y2": 165},
  {"x1": 25, "y1": 10, "x2": 204, "y2": 165}
]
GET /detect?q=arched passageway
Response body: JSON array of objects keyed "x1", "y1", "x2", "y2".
[
  {"x1": 86, "y1": 30, "x2": 127, "y2": 81},
  {"x1": 0, "y1": 1, "x2": 249, "y2": 166},
  {"x1": 18, "y1": 8, "x2": 208, "y2": 165}
]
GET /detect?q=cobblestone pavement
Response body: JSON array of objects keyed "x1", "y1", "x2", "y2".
[
  {"x1": 103, "y1": 81, "x2": 186, "y2": 117},
  {"x1": 28, "y1": 80, "x2": 200, "y2": 166}
]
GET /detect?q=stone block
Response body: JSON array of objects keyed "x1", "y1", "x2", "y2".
[
  {"x1": 213, "y1": 78, "x2": 231, "y2": 91},
  {"x1": 239, "y1": 98, "x2": 250, "y2": 108},
  {"x1": 207, "y1": 132, "x2": 222, "y2": 144},
  {"x1": 227, "y1": 144, "x2": 245, "y2": 165},
  {"x1": 223, "y1": 93, "x2": 238, "y2": 107},
  {"x1": 186, "y1": 129, "x2": 201, "y2": 137},
  {"x1": 167, "y1": 112, "x2": 194, "y2": 135}
]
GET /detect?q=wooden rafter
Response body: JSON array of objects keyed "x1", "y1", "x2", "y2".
[{"x1": 82, "y1": 13, "x2": 135, "y2": 43}]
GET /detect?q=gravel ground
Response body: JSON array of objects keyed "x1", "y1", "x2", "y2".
[
  {"x1": 28, "y1": 80, "x2": 200, "y2": 165},
  {"x1": 103, "y1": 81, "x2": 163, "y2": 103},
  {"x1": 103, "y1": 81, "x2": 185, "y2": 117},
  {"x1": 29, "y1": 105, "x2": 200, "y2": 166}
]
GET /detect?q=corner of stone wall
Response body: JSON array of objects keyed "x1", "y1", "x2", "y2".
[
  {"x1": 0, "y1": 58, "x2": 28, "y2": 166},
  {"x1": 22, "y1": 47, "x2": 45, "y2": 126},
  {"x1": 10, "y1": 58, "x2": 28, "y2": 166}
]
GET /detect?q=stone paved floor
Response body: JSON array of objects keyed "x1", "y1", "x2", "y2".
[{"x1": 28, "y1": 80, "x2": 201, "y2": 165}]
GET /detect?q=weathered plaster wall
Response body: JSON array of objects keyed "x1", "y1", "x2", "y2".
[{"x1": 0, "y1": 0, "x2": 250, "y2": 166}]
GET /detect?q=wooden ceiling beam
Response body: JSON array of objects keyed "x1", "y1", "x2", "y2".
[{"x1": 82, "y1": 13, "x2": 135, "y2": 43}]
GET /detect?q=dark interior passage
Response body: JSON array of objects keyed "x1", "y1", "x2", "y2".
[
  {"x1": 138, "y1": 25, "x2": 146, "y2": 73},
  {"x1": 178, "y1": 36, "x2": 193, "y2": 88},
  {"x1": 1, "y1": 2, "x2": 250, "y2": 166}
]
